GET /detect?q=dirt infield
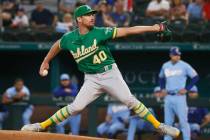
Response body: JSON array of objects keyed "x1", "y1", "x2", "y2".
[{"x1": 0, "y1": 130, "x2": 109, "y2": 140}]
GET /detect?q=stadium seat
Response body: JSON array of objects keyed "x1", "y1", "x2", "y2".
[
  {"x1": 144, "y1": 32, "x2": 159, "y2": 42},
  {"x1": 186, "y1": 23, "x2": 204, "y2": 32},
  {"x1": 200, "y1": 31, "x2": 210, "y2": 42},
  {"x1": 51, "y1": 32, "x2": 64, "y2": 41},
  {"x1": 16, "y1": 31, "x2": 34, "y2": 42},
  {"x1": 0, "y1": 30, "x2": 2, "y2": 41},
  {"x1": 2, "y1": 30, "x2": 18, "y2": 41},
  {"x1": 170, "y1": 19, "x2": 186, "y2": 32},
  {"x1": 182, "y1": 30, "x2": 200, "y2": 42},
  {"x1": 133, "y1": 0, "x2": 149, "y2": 17},
  {"x1": 172, "y1": 31, "x2": 183, "y2": 42},
  {"x1": 204, "y1": 21, "x2": 210, "y2": 30},
  {"x1": 127, "y1": 34, "x2": 145, "y2": 42},
  {"x1": 130, "y1": 14, "x2": 141, "y2": 26},
  {"x1": 33, "y1": 32, "x2": 52, "y2": 42}
]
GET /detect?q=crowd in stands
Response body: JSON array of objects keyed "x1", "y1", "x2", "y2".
[{"x1": 0, "y1": 0, "x2": 210, "y2": 42}]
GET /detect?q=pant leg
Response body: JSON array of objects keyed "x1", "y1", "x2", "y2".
[
  {"x1": 56, "y1": 118, "x2": 69, "y2": 133},
  {"x1": 97, "y1": 122, "x2": 110, "y2": 135},
  {"x1": 22, "y1": 105, "x2": 34, "y2": 125},
  {"x1": 174, "y1": 96, "x2": 190, "y2": 140},
  {"x1": 100, "y1": 66, "x2": 160, "y2": 128},
  {"x1": 127, "y1": 117, "x2": 138, "y2": 140},
  {"x1": 164, "y1": 96, "x2": 175, "y2": 140},
  {"x1": 67, "y1": 77, "x2": 103, "y2": 115},
  {"x1": 69, "y1": 114, "x2": 81, "y2": 135},
  {"x1": 100, "y1": 66, "x2": 139, "y2": 109}
]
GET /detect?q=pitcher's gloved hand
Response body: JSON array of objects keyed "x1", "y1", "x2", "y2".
[{"x1": 157, "y1": 21, "x2": 172, "y2": 42}]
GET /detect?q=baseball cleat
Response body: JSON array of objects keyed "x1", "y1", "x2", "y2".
[
  {"x1": 21, "y1": 123, "x2": 45, "y2": 132},
  {"x1": 156, "y1": 123, "x2": 180, "y2": 138}
]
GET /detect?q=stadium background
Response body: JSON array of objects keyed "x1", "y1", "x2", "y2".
[{"x1": 0, "y1": 0, "x2": 210, "y2": 140}]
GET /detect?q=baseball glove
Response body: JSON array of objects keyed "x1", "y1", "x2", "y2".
[{"x1": 157, "y1": 21, "x2": 172, "y2": 42}]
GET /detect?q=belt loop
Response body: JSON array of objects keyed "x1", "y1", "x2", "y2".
[{"x1": 104, "y1": 65, "x2": 108, "y2": 71}]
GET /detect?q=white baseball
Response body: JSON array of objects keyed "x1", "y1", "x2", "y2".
[{"x1": 42, "y1": 69, "x2": 48, "y2": 76}]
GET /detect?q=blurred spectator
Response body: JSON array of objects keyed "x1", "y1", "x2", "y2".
[
  {"x1": 203, "y1": 0, "x2": 210, "y2": 21},
  {"x1": 153, "y1": 86, "x2": 166, "y2": 103},
  {"x1": 11, "y1": 8, "x2": 29, "y2": 28},
  {"x1": 74, "y1": 1, "x2": 87, "y2": 9},
  {"x1": 175, "y1": 86, "x2": 210, "y2": 140},
  {"x1": 0, "y1": 104, "x2": 8, "y2": 129},
  {"x1": 92, "y1": 0, "x2": 115, "y2": 6},
  {"x1": 58, "y1": 0, "x2": 77, "y2": 15},
  {"x1": 1, "y1": 0, "x2": 18, "y2": 27},
  {"x1": 53, "y1": 74, "x2": 81, "y2": 135},
  {"x1": 2, "y1": 0, "x2": 18, "y2": 16},
  {"x1": 58, "y1": 0, "x2": 87, "y2": 19},
  {"x1": 182, "y1": 0, "x2": 192, "y2": 6},
  {"x1": 170, "y1": 0, "x2": 188, "y2": 24},
  {"x1": 31, "y1": 1, "x2": 54, "y2": 28},
  {"x1": 92, "y1": 0, "x2": 114, "y2": 10},
  {"x1": 127, "y1": 108, "x2": 155, "y2": 140},
  {"x1": 95, "y1": 0, "x2": 116, "y2": 27},
  {"x1": 1, "y1": 12, "x2": 12, "y2": 27},
  {"x1": 187, "y1": 0, "x2": 204, "y2": 23},
  {"x1": 2, "y1": 78, "x2": 34, "y2": 125},
  {"x1": 97, "y1": 103, "x2": 130, "y2": 138},
  {"x1": 146, "y1": 0, "x2": 170, "y2": 20},
  {"x1": 80, "y1": 0, "x2": 92, "y2": 4},
  {"x1": 111, "y1": 0, "x2": 131, "y2": 27},
  {"x1": 55, "y1": 13, "x2": 73, "y2": 33},
  {"x1": 188, "y1": 86, "x2": 210, "y2": 140}
]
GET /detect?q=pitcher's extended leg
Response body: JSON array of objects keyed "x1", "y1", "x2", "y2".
[
  {"x1": 21, "y1": 78, "x2": 102, "y2": 131},
  {"x1": 101, "y1": 69, "x2": 160, "y2": 129},
  {"x1": 101, "y1": 67, "x2": 180, "y2": 137}
]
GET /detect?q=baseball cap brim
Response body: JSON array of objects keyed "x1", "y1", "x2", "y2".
[
  {"x1": 83, "y1": 10, "x2": 97, "y2": 16},
  {"x1": 169, "y1": 47, "x2": 181, "y2": 56},
  {"x1": 74, "y1": 10, "x2": 97, "y2": 19},
  {"x1": 74, "y1": 5, "x2": 97, "y2": 19}
]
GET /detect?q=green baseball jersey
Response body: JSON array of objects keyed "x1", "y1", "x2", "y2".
[{"x1": 59, "y1": 26, "x2": 117, "y2": 73}]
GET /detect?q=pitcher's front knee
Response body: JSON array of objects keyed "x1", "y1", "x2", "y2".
[{"x1": 67, "y1": 103, "x2": 85, "y2": 115}]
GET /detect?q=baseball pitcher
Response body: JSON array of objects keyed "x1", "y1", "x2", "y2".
[{"x1": 21, "y1": 5, "x2": 179, "y2": 137}]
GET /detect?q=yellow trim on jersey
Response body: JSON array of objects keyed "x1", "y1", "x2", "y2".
[
  {"x1": 58, "y1": 39, "x2": 62, "y2": 49},
  {"x1": 75, "y1": 49, "x2": 98, "y2": 63},
  {"x1": 112, "y1": 28, "x2": 117, "y2": 39}
]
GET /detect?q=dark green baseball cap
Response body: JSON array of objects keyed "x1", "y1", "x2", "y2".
[{"x1": 74, "y1": 5, "x2": 97, "y2": 19}]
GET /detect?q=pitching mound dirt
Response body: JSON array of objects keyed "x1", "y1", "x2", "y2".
[{"x1": 0, "y1": 130, "x2": 108, "y2": 140}]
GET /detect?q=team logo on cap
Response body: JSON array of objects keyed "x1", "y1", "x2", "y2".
[{"x1": 175, "y1": 47, "x2": 179, "y2": 53}]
